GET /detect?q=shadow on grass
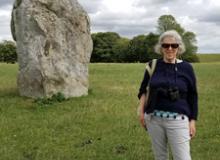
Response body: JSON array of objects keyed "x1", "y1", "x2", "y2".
[
  {"x1": 0, "y1": 87, "x2": 95, "y2": 112},
  {"x1": 0, "y1": 88, "x2": 94, "y2": 98}
]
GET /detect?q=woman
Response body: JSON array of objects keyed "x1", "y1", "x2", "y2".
[{"x1": 138, "y1": 30, "x2": 198, "y2": 160}]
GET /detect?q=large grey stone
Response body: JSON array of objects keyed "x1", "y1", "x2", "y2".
[{"x1": 11, "y1": 0, "x2": 93, "y2": 98}]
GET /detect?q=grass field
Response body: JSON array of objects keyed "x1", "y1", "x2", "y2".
[
  {"x1": 0, "y1": 62, "x2": 220, "y2": 160},
  {"x1": 197, "y1": 53, "x2": 220, "y2": 63}
]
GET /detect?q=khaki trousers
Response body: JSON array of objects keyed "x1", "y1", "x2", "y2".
[{"x1": 144, "y1": 114, "x2": 191, "y2": 160}]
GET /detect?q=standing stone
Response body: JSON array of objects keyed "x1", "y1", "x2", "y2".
[{"x1": 11, "y1": 0, "x2": 93, "y2": 98}]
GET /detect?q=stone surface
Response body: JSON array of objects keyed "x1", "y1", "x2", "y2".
[{"x1": 11, "y1": 0, "x2": 93, "y2": 98}]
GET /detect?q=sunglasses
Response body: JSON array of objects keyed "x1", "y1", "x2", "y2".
[{"x1": 161, "y1": 43, "x2": 179, "y2": 49}]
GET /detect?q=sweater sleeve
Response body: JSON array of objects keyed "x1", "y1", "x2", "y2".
[
  {"x1": 137, "y1": 69, "x2": 150, "y2": 99},
  {"x1": 187, "y1": 64, "x2": 198, "y2": 120}
]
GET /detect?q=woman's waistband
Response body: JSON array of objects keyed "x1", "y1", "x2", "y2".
[{"x1": 152, "y1": 110, "x2": 187, "y2": 120}]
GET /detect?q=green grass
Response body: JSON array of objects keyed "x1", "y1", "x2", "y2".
[
  {"x1": 0, "y1": 62, "x2": 220, "y2": 160},
  {"x1": 197, "y1": 53, "x2": 220, "y2": 63}
]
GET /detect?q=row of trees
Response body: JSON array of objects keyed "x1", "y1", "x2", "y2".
[
  {"x1": 91, "y1": 32, "x2": 160, "y2": 62},
  {"x1": 0, "y1": 15, "x2": 199, "y2": 63},
  {"x1": 91, "y1": 15, "x2": 199, "y2": 62}
]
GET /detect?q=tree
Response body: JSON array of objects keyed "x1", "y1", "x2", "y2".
[
  {"x1": 112, "y1": 38, "x2": 130, "y2": 62},
  {"x1": 182, "y1": 31, "x2": 198, "y2": 53},
  {"x1": 126, "y1": 35, "x2": 148, "y2": 62},
  {"x1": 125, "y1": 33, "x2": 161, "y2": 62},
  {"x1": 144, "y1": 33, "x2": 161, "y2": 60},
  {"x1": 181, "y1": 31, "x2": 199, "y2": 62},
  {"x1": 91, "y1": 32, "x2": 121, "y2": 62},
  {"x1": 0, "y1": 40, "x2": 17, "y2": 63},
  {"x1": 156, "y1": 15, "x2": 199, "y2": 62},
  {"x1": 157, "y1": 15, "x2": 185, "y2": 35}
]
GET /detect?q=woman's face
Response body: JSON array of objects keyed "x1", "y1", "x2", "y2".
[{"x1": 161, "y1": 36, "x2": 179, "y2": 63}]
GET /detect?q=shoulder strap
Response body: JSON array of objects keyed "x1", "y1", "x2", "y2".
[
  {"x1": 145, "y1": 59, "x2": 157, "y2": 78},
  {"x1": 145, "y1": 59, "x2": 157, "y2": 91}
]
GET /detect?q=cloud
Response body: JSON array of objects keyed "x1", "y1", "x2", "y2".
[
  {"x1": 0, "y1": 5, "x2": 12, "y2": 41},
  {"x1": 134, "y1": 0, "x2": 178, "y2": 6},
  {"x1": 78, "y1": 0, "x2": 103, "y2": 14},
  {"x1": 87, "y1": 0, "x2": 161, "y2": 38},
  {"x1": 198, "y1": 6, "x2": 220, "y2": 24},
  {"x1": 0, "y1": 0, "x2": 14, "y2": 7}
]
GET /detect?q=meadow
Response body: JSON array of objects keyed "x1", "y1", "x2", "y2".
[
  {"x1": 0, "y1": 59, "x2": 220, "y2": 159},
  {"x1": 198, "y1": 53, "x2": 220, "y2": 63}
]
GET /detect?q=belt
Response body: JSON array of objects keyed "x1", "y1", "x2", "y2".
[{"x1": 153, "y1": 110, "x2": 186, "y2": 120}]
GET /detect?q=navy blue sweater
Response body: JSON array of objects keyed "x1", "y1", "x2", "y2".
[{"x1": 138, "y1": 58, "x2": 198, "y2": 120}]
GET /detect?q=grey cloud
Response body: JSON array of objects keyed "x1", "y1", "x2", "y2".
[
  {"x1": 164, "y1": 0, "x2": 220, "y2": 26},
  {"x1": 91, "y1": 16, "x2": 157, "y2": 38},
  {"x1": 0, "y1": 0, "x2": 14, "y2": 8},
  {"x1": 197, "y1": 7, "x2": 220, "y2": 24},
  {"x1": 134, "y1": 0, "x2": 180, "y2": 7},
  {"x1": 78, "y1": 0, "x2": 103, "y2": 14},
  {"x1": 0, "y1": 15, "x2": 11, "y2": 41},
  {"x1": 187, "y1": 20, "x2": 220, "y2": 53},
  {"x1": 91, "y1": 24, "x2": 151, "y2": 38},
  {"x1": 89, "y1": 7, "x2": 157, "y2": 37},
  {"x1": 0, "y1": 15, "x2": 10, "y2": 25}
]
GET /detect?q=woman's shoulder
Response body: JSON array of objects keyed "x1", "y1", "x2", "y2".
[
  {"x1": 179, "y1": 59, "x2": 192, "y2": 66},
  {"x1": 179, "y1": 60, "x2": 195, "y2": 72}
]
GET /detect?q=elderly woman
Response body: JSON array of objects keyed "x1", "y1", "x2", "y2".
[{"x1": 138, "y1": 30, "x2": 198, "y2": 160}]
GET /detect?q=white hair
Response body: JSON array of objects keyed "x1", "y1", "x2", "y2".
[{"x1": 154, "y1": 30, "x2": 186, "y2": 55}]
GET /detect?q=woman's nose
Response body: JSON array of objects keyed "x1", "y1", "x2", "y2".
[{"x1": 168, "y1": 46, "x2": 172, "y2": 50}]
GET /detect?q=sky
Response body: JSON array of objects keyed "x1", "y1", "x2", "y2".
[{"x1": 0, "y1": 0, "x2": 220, "y2": 53}]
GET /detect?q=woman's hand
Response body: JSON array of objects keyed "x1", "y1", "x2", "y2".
[
  {"x1": 189, "y1": 120, "x2": 196, "y2": 138},
  {"x1": 140, "y1": 111, "x2": 146, "y2": 128},
  {"x1": 139, "y1": 94, "x2": 147, "y2": 129}
]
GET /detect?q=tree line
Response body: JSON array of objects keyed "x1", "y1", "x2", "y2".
[
  {"x1": 91, "y1": 15, "x2": 199, "y2": 63},
  {"x1": 0, "y1": 15, "x2": 199, "y2": 64}
]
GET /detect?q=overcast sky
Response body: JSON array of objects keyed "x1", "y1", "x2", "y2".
[{"x1": 1, "y1": 0, "x2": 220, "y2": 53}]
